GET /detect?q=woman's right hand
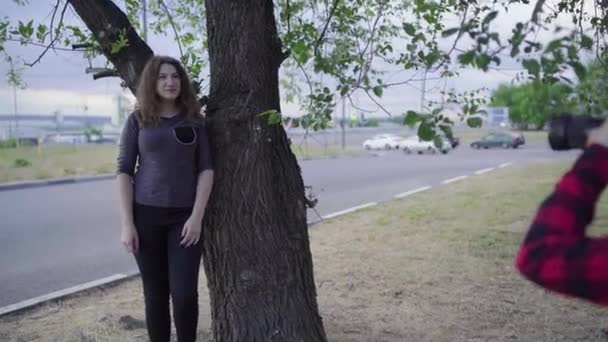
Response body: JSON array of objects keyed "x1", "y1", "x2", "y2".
[{"x1": 121, "y1": 223, "x2": 139, "y2": 254}]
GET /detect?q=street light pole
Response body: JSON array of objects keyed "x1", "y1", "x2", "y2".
[
  {"x1": 341, "y1": 99, "x2": 346, "y2": 150},
  {"x1": 12, "y1": 83, "x2": 19, "y2": 148},
  {"x1": 142, "y1": 0, "x2": 148, "y2": 43}
]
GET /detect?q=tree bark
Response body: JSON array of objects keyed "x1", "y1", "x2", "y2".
[
  {"x1": 202, "y1": 1, "x2": 327, "y2": 341},
  {"x1": 66, "y1": 0, "x2": 327, "y2": 341}
]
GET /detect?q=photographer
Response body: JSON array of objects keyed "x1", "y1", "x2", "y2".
[{"x1": 515, "y1": 119, "x2": 608, "y2": 305}]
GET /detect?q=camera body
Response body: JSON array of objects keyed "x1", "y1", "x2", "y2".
[{"x1": 548, "y1": 113, "x2": 605, "y2": 150}]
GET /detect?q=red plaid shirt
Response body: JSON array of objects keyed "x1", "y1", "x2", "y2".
[{"x1": 516, "y1": 144, "x2": 608, "y2": 305}]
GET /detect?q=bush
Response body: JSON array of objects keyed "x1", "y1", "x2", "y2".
[
  {"x1": 0, "y1": 139, "x2": 17, "y2": 149},
  {"x1": 13, "y1": 158, "x2": 31, "y2": 168},
  {"x1": 0, "y1": 138, "x2": 34, "y2": 148},
  {"x1": 364, "y1": 118, "x2": 380, "y2": 127}
]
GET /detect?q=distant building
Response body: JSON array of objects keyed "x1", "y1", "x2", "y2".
[
  {"x1": 484, "y1": 107, "x2": 510, "y2": 127},
  {"x1": 0, "y1": 113, "x2": 115, "y2": 141}
]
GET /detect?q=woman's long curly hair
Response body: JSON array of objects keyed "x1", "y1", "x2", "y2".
[{"x1": 135, "y1": 55, "x2": 202, "y2": 127}]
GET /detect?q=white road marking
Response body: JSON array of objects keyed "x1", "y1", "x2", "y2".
[
  {"x1": 322, "y1": 202, "x2": 378, "y2": 220},
  {"x1": 474, "y1": 167, "x2": 495, "y2": 175},
  {"x1": 441, "y1": 175, "x2": 468, "y2": 184},
  {"x1": 394, "y1": 185, "x2": 432, "y2": 199}
]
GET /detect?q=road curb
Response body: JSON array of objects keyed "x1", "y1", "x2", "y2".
[
  {"x1": 0, "y1": 174, "x2": 116, "y2": 192},
  {"x1": 0, "y1": 270, "x2": 140, "y2": 318}
]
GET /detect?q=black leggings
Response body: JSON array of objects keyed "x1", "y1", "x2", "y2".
[{"x1": 134, "y1": 205, "x2": 203, "y2": 342}]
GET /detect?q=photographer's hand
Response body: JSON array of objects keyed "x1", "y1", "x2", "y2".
[{"x1": 587, "y1": 118, "x2": 608, "y2": 147}]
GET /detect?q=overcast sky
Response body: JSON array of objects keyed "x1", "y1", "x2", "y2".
[{"x1": 0, "y1": 0, "x2": 590, "y2": 121}]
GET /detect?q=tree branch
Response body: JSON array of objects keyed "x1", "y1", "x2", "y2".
[
  {"x1": 531, "y1": 0, "x2": 546, "y2": 24},
  {"x1": 67, "y1": 0, "x2": 154, "y2": 93},
  {"x1": 159, "y1": 0, "x2": 184, "y2": 59},
  {"x1": 47, "y1": 0, "x2": 61, "y2": 49},
  {"x1": 578, "y1": 0, "x2": 584, "y2": 38},
  {"x1": 352, "y1": 11, "x2": 383, "y2": 89},
  {"x1": 286, "y1": 0, "x2": 291, "y2": 36},
  {"x1": 383, "y1": 76, "x2": 444, "y2": 87},
  {"x1": 314, "y1": 0, "x2": 340, "y2": 54},
  {"x1": 295, "y1": 59, "x2": 315, "y2": 111},
  {"x1": 25, "y1": 1, "x2": 69, "y2": 67},
  {"x1": 346, "y1": 95, "x2": 377, "y2": 113},
  {"x1": 435, "y1": 4, "x2": 468, "y2": 71},
  {"x1": 364, "y1": 88, "x2": 393, "y2": 116},
  {"x1": 92, "y1": 68, "x2": 119, "y2": 80},
  {"x1": 5, "y1": 38, "x2": 76, "y2": 52}
]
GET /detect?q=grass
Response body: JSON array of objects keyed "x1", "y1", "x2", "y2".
[
  {"x1": 3, "y1": 161, "x2": 608, "y2": 341},
  {"x1": 0, "y1": 144, "x2": 365, "y2": 183}
]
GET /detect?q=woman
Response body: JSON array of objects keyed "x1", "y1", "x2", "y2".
[{"x1": 116, "y1": 55, "x2": 214, "y2": 342}]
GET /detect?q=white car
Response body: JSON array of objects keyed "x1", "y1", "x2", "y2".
[
  {"x1": 401, "y1": 136, "x2": 452, "y2": 154},
  {"x1": 362, "y1": 134, "x2": 404, "y2": 150}
]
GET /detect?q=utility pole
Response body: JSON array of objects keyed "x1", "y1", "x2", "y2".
[
  {"x1": 8, "y1": 58, "x2": 20, "y2": 148},
  {"x1": 12, "y1": 83, "x2": 19, "y2": 148},
  {"x1": 142, "y1": 0, "x2": 148, "y2": 42},
  {"x1": 420, "y1": 68, "x2": 428, "y2": 113},
  {"x1": 341, "y1": 99, "x2": 346, "y2": 150}
]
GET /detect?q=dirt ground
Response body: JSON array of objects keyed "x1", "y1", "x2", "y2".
[{"x1": 2, "y1": 161, "x2": 608, "y2": 341}]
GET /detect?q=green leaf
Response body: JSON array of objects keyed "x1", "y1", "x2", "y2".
[
  {"x1": 291, "y1": 39, "x2": 311, "y2": 64},
  {"x1": 258, "y1": 109, "x2": 282, "y2": 125},
  {"x1": 35, "y1": 24, "x2": 47, "y2": 42},
  {"x1": 418, "y1": 121, "x2": 435, "y2": 141},
  {"x1": 17, "y1": 20, "x2": 33, "y2": 39},
  {"x1": 522, "y1": 59, "x2": 540, "y2": 78},
  {"x1": 568, "y1": 61, "x2": 586, "y2": 80},
  {"x1": 340, "y1": 85, "x2": 350, "y2": 96},
  {"x1": 544, "y1": 39, "x2": 561, "y2": 53},
  {"x1": 441, "y1": 27, "x2": 459, "y2": 37},
  {"x1": 458, "y1": 50, "x2": 475, "y2": 65},
  {"x1": 372, "y1": 85, "x2": 383, "y2": 97},
  {"x1": 476, "y1": 54, "x2": 491, "y2": 71},
  {"x1": 482, "y1": 11, "x2": 498, "y2": 27},
  {"x1": 581, "y1": 35, "x2": 593, "y2": 49},
  {"x1": 403, "y1": 23, "x2": 416, "y2": 36},
  {"x1": 567, "y1": 45, "x2": 577, "y2": 60},
  {"x1": 433, "y1": 135, "x2": 444, "y2": 149},
  {"x1": 466, "y1": 117, "x2": 483, "y2": 128},
  {"x1": 404, "y1": 110, "x2": 420, "y2": 127},
  {"x1": 268, "y1": 112, "x2": 282, "y2": 125}
]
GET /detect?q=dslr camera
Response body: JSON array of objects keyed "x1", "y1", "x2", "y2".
[{"x1": 548, "y1": 113, "x2": 605, "y2": 150}]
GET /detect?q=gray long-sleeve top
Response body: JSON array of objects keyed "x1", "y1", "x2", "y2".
[{"x1": 116, "y1": 112, "x2": 213, "y2": 208}]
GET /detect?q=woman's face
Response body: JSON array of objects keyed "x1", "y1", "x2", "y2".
[{"x1": 156, "y1": 63, "x2": 181, "y2": 102}]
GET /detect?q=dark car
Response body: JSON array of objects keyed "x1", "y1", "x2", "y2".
[
  {"x1": 470, "y1": 132, "x2": 523, "y2": 149},
  {"x1": 448, "y1": 136, "x2": 460, "y2": 148}
]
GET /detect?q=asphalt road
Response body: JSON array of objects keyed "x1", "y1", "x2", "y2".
[{"x1": 0, "y1": 142, "x2": 580, "y2": 308}]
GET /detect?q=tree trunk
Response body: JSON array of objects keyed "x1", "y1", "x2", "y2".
[
  {"x1": 202, "y1": 1, "x2": 327, "y2": 341},
  {"x1": 65, "y1": 1, "x2": 327, "y2": 340}
]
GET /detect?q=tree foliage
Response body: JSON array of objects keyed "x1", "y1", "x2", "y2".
[
  {"x1": 490, "y1": 81, "x2": 576, "y2": 130},
  {"x1": 3, "y1": 0, "x2": 606, "y2": 139},
  {"x1": 575, "y1": 57, "x2": 608, "y2": 116}
]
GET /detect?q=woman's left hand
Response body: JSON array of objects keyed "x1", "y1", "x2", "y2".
[{"x1": 180, "y1": 216, "x2": 202, "y2": 247}]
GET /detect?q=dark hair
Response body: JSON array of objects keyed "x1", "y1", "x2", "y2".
[{"x1": 135, "y1": 55, "x2": 201, "y2": 126}]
